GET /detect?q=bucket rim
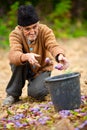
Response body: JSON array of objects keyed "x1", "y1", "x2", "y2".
[{"x1": 45, "y1": 72, "x2": 80, "y2": 82}]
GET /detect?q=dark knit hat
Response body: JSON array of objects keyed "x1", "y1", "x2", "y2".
[{"x1": 18, "y1": 5, "x2": 39, "y2": 26}]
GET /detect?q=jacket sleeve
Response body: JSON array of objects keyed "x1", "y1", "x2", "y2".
[
  {"x1": 8, "y1": 30, "x2": 24, "y2": 65},
  {"x1": 43, "y1": 25, "x2": 65, "y2": 58}
]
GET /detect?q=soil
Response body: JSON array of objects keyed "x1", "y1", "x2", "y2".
[{"x1": 0, "y1": 37, "x2": 87, "y2": 104}]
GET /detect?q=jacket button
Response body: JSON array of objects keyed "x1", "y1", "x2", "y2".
[{"x1": 30, "y1": 47, "x2": 33, "y2": 51}]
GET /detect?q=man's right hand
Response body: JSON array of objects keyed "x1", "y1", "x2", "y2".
[{"x1": 21, "y1": 53, "x2": 41, "y2": 67}]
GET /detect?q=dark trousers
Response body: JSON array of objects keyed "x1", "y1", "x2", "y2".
[{"x1": 6, "y1": 63, "x2": 51, "y2": 99}]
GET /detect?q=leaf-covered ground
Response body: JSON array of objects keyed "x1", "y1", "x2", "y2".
[{"x1": 0, "y1": 37, "x2": 87, "y2": 130}]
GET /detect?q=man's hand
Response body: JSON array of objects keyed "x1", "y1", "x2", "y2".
[
  {"x1": 58, "y1": 54, "x2": 69, "y2": 70},
  {"x1": 21, "y1": 53, "x2": 41, "y2": 67}
]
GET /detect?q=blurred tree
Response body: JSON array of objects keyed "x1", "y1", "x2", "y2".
[
  {"x1": 0, "y1": 0, "x2": 15, "y2": 17},
  {"x1": 71, "y1": 0, "x2": 83, "y2": 22},
  {"x1": 0, "y1": 0, "x2": 30, "y2": 17},
  {"x1": 0, "y1": 0, "x2": 87, "y2": 21}
]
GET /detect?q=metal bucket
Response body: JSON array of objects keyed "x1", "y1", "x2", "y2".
[{"x1": 45, "y1": 72, "x2": 81, "y2": 111}]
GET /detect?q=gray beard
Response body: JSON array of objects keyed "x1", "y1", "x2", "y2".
[
  {"x1": 27, "y1": 39, "x2": 35, "y2": 44},
  {"x1": 27, "y1": 39, "x2": 31, "y2": 44}
]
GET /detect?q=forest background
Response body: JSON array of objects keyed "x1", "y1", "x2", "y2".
[{"x1": 0, "y1": 0, "x2": 87, "y2": 48}]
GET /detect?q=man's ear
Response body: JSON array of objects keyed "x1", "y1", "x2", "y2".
[{"x1": 18, "y1": 25, "x2": 23, "y2": 31}]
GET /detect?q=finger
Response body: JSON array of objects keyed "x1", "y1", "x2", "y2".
[
  {"x1": 29, "y1": 57, "x2": 38, "y2": 64},
  {"x1": 63, "y1": 63, "x2": 69, "y2": 70},
  {"x1": 58, "y1": 54, "x2": 64, "y2": 61},
  {"x1": 29, "y1": 60, "x2": 34, "y2": 64},
  {"x1": 34, "y1": 58, "x2": 39, "y2": 63},
  {"x1": 34, "y1": 62, "x2": 41, "y2": 67},
  {"x1": 29, "y1": 60, "x2": 40, "y2": 67},
  {"x1": 62, "y1": 57, "x2": 68, "y2": 63},
  {"x1": 29, "y1": 58, "x2": 41, "y2": 67},
  {"x1": 60, "y1": 57, "x2": 69, "y2": 66},
  {"x1": 28, "y1": 58, "x2": 35, "y2": 64},
  {"x1": 34, "y1": 54, "x2": 41, "y2": 57}
]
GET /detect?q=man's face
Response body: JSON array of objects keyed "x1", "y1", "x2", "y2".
[{"x1": 22, "y1": 22, "x2": 39, "y2": 42}]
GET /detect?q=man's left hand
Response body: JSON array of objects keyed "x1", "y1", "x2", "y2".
[{"x1": 58, "y1": 54, "x2": 69, "y2": 70}]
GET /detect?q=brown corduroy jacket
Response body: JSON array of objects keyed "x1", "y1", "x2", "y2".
[{"x1": 9, "y1": 23, "x2": 65, "y2": 74}]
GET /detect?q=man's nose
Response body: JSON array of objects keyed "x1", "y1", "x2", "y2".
[{"x1": 30, "y1": 28, "x2": 35, "y2": 34}]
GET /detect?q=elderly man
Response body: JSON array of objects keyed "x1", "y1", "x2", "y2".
[{"x1": 2, "y1": 5, "x2": 69, "y2": 106}]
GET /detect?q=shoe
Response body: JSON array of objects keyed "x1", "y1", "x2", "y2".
[{"x1": 2, "y1": 95, "x2": 19, "y2": 106}]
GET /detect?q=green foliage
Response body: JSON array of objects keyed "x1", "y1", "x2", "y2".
[
  {"x1": 47, "y1": 0, "x2": 71, "y2": 38},
  {"x1": 71, "y1": 25, "x2": 87, "y2": 38},
  {"x1": 7, "y1": 2, "x2": 19, "y2": 28},
  {"x1": 0, "y1": 19, "x2": 10, "y2": 48},
  {"x1": 0, "y1": 2, "x2": 19, "y2": 48},
  {"x1": 50, "y1": 0, "x2": 71, "y2": 18},
  {"x1": 46, "y1": 0, "x2": 87, "y2": 39}
]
